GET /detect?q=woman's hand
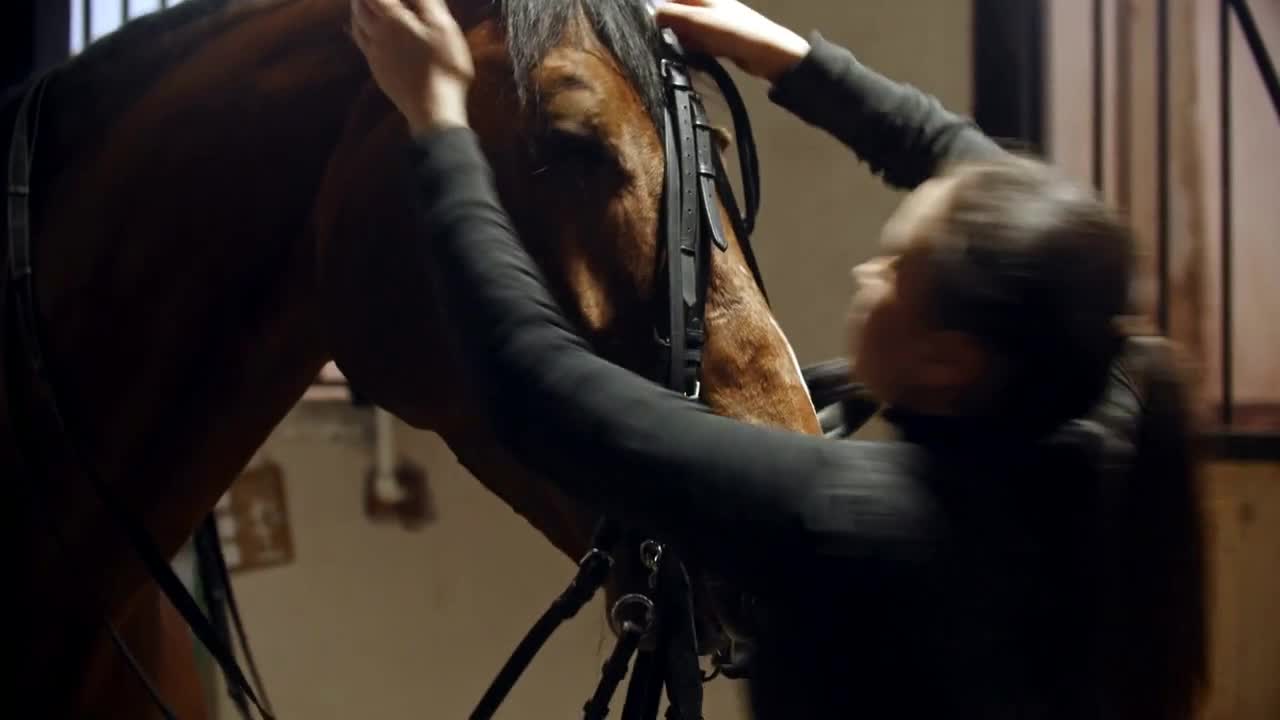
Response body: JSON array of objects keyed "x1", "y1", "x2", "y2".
[
  {"x1": 351, "y1": 0, "x2": 475, "y2": 135},
  {"x1": 653, "y1": 0, "x2": 810, "y2": 83}
]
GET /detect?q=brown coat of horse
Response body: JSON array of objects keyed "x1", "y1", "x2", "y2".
[{"x1": 2, "y1": 1, "x2": 819, "y2": 716}]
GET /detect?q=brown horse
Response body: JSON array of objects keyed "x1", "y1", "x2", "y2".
[{"x1": 2, "y1": 0, "x2": 819, "y2": 716}]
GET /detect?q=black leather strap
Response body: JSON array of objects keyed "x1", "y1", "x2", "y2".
[
  {"x1": 7, "y1": 73, "x2": 47, "y2": 374},
  {"x1": 687, "y1": 54, "x2": 760, "y2": 239},
  {"x1": 6, "y1": 72, "x2": 274, "y2": 720},
  {"x1": 196, "y1": 515, "x2": 275, "y2": 719},
  {"x1": 470, "y1": 521, "x2": 618, "y2": 720},
  {"x1": 8, "y1": 407, "x2": 180, "y2": 720},
  {"x1": 658, "y1": 559, "x2": 704, "y2": 720},
  {"x1": 583, "y1": 627, "x2": 645, "y2": 720},
  {"x1": 658, "y1": 31, "x2": 719, "y2": 400},
  {"x1": 621, "y1": 648, "x2": 665, "y2": 720},
  {"x1": 195, "y1": 520, "x2": 247, "y2": 715},
  {"x1": 659, "y1": 109, "x2": 692, "y2": 397},
  {"x1": 802, "y1": 359, "x2": 882, "y2": 438}
]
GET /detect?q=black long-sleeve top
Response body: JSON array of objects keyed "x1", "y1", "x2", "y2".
[{"x1": 407, "y1": 33, "x2": 1139, "y2": 718}]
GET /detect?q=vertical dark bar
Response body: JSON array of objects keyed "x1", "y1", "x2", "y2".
[
  {"x1": 1114, "y1": 0, "x2": 1132, "y2": 211},
  {"x1": 161, "y1": 0, "x2": 168, "y2": 9},
  {"x1": 33, "y1": 0, "x2": 71, "y2": 69},
  {"x1": 82, "y1": 0, "x2": 92, "y2": 48},
  {"x1": 1156, "y1": 0, "x2": 1170, "y2": 334},
  {"x1": 123, "y1": 0, "x2": 130, "y2": 22},
  {"x1": 1092, "y1": 0, "x2": 1105, "y2": 192},
  {"x1": 971, "y1": 0, "x2": 1046, "y2": 152},
  {"x1": 1, "y1": 0, "x2": 35, "y2": 91},
  {"x1": 1219, "y1": 0, "x2": 1233, "y2": 427}
]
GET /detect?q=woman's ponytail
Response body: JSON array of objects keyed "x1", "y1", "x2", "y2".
[{"x1": 1105, "y1": 337, "x2": 1208, "y2": 719}]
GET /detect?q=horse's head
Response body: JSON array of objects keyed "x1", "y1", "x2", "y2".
[
  {"x1": 459, "y1": 1, "x2": 688, "y2": 369},
  {"x1": 322, "y1": 0, "x2": 818, "y2": 663},
  {"x1": 454, "y1": 0, "x2": 816, "y2": 422},
  {"x1": 449, "y1": 0, "x2": 821, "y2": 658}
]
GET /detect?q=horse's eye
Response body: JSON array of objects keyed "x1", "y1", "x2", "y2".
[{"x1": 538, "y1": 129, "x2": 621, "y2": 175}]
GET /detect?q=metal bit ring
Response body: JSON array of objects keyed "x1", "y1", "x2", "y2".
[{"x1": 609, "y1": 593, "x2": 657, "y2": 637}]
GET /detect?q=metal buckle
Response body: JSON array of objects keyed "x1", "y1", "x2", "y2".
[
  {"x1": 640, "y1": 540, "x2": 663, "y2": 570},
  {"x1": 578, "y1": 547, "x2": 614, "y2": 570},
  {"x1": 640, "y1": 540, "x2": 664, "y2": 589},
  {"x1": 685, "y1": 380, "x2": 701, "y2": 401},
  {"x1": 610, "y1": 593, "x2": 657, "y2": 637}
]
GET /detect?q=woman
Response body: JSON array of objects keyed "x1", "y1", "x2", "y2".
[{"x1": 351, "y1": 0, "x2": 1207, "y2": 717}]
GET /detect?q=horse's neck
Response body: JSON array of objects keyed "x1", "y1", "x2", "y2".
[{"x1": 12, "y1": 0, "x2": 367, "y2": 600}]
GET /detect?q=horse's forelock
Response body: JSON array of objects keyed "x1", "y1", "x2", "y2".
[{"x1": 496, "y1": 0, "x2": 665, "y2": 128}]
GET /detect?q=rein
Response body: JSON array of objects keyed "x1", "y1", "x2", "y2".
[{"x1": 468, "y1": 29, "x2": 765, "y2": 720}]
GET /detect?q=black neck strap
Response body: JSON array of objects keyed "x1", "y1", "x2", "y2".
[{"x1": 6, "y1": 71, "x2": 274, "y2": 720}]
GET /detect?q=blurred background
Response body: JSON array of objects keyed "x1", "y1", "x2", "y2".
[{"x1": 3, "y1": 1, "x2": 1276, "y2": 718}]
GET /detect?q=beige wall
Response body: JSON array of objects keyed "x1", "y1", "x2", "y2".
[
  {"x1": 745, "y1": 0, "x2": 975, "y2": 362},
  {"x1": 215, "y1": 405, "x2": 754, "y2": 719},
  {"x1": 212, "y1": 2, "x2": 974, "y2": 718}
]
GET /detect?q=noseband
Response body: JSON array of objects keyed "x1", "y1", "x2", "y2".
[{"x1": 470, "y1": 29, "x2": 766, "y2": 720}]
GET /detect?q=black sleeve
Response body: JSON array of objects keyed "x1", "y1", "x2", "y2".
[
  {"x1": 408, "y1": 128, "x2": 939, "y2": 586},
  {"x1": 767, "y1": 32, "x2": 1009, "y2": 189}
]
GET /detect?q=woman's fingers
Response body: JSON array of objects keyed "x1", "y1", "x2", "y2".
[
  {"x1": 653, "y1": 2, "x2": 719, "y2": 53},
  {"x1": 654, "y1": 1, "x2": 711, "y2": 26},
  {"x1": 350, "y1": 0, "x2": 369, "y2": 26},
  {"x1": 653, "y1": 0, "x2": 806, "y2": 82},
  {"x1": 365, "y1": 0, "x2": 421, "y2": 31},
  {"x1": 358, "y1": 0, "x2": 387, "y2": 19},
  {"x1": 350, "y1": 2, "x2": 375, "y2": 47},
  {"x1": 655, "y1": 0, "x2": 717, "y2": 8},
  {"x1": 418, "y1": 0, "x2": 452, "y2": 20}
]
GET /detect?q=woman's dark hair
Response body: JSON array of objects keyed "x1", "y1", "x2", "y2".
[
  {"x1": 928, "y1": 158, "x2": 1133, "y2": 430},
  {"x1": 1105, "y1": 337, "x2": 1208, "y2": 720},
  {"x1": 927, "y1": 158, "x2": 1208, "y2": 717}
]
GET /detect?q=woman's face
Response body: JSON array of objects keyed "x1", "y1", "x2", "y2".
[{"x1": 848, "y1": 177, "x2": 986, "y2": 414}]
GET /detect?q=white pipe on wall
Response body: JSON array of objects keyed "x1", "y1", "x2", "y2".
[{"x1": 373, "y1": 407, "x2": 406, "y2": 504}]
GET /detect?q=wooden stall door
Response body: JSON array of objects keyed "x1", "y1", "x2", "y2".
[{"x1": 1047, "y1": 2, "x2": 1280, "y2": 717}]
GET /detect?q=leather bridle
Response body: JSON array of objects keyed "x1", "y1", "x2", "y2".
[
  {"x1": 4, "y1": 24, "x2": 764, "y2": 720},
  {"x1": 469, "y1": 29, "x2": 766, "y2": 720}
]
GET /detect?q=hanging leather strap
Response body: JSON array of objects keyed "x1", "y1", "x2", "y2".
[
  {"x1": 7, "y1": 71, "x2": 274, "y2": 720},
  {"x1": 471, "y1": 521, "x2": 619, "y2": 720}
]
